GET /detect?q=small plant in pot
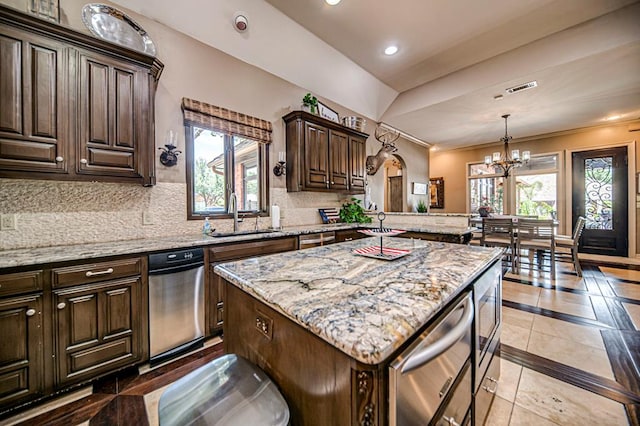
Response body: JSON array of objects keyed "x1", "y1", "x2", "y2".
[
  {"x1": 416, "y1": 199, "x2": 428, "y2": 213},
  {"x1": 340, "y1": 198, "x2": 372, "y2": 223},
  {"x1": 302, "y1": 93, "x2": 318, "y2": 114}
]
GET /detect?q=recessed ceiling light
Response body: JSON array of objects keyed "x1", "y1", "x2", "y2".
[
  {"x1": 605, "y1": 115, "x2": 622, "y2": 121},
  {"x1": 384, "y1": 45, "x2": 398, "y2": 55},
  {"x1": 325, "y1": 0, "x2": 341, "y2": 5}
]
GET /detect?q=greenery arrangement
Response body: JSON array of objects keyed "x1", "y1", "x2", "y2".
[
  {"x1": 416, "y1": 199, "x2": 428, "y2": 213},
  {"x1": 339, "y1": 198, "x2": 372, "y2": 223},
  {"x1": 302, "y1": 93, "x2": 318, "y2": 114}
]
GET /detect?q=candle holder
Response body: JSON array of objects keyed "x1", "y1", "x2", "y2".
[
  {"x1": 273, "y1": 152, "x2": 286, "y2": 176},
  {"x1": 159, "y1": 131, "x2": 181, "y2": 167}
]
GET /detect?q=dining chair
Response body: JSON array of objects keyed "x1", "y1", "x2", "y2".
[
  {"x1": 516, "y1": 218, "x2": 556, "y2": 280},
  {"x1": 481, "y1": 218, "x2": 516, "y2": 272},
  {"x1": 554, "y1": 216, "x2": 586, "y2": 276}
]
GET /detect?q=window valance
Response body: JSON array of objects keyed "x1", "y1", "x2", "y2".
[{"x1": 181, "y1": 98, "x2": 272, "y2": 143}]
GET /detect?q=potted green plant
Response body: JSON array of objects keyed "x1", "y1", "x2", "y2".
[
  {"x1": 416, "y1": 199, "x2": 428, "y2": 213},
  {"x1": 302, "y1": 93, "x2": 318, "y2": 114},
  {"x1": 340, "y1": 198, "x2": 373, "y2": 223}
]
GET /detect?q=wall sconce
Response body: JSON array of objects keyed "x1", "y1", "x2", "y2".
[
  {"x1": 159, "y1": 130, "x2": 181, "y2": 167},
  {"x1": 273, "y1": 152, "x2": 286, "y2": 176}
]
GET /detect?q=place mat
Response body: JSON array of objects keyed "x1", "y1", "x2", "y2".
[{"x1": 352, "y1": 245, "x2": 411, "y2": 261}]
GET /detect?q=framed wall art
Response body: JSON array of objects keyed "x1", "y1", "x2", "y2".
[
  {"x1": 430, "y1": 177, "x2": 444, "y2": 209},
  {"x1": 318, "y1": 102, "x2": 339, "y2": 123},
  {"x1": 412, "y1": 182, "x2": 427, "y2": 195}
]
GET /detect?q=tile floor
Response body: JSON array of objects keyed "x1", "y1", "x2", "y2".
[
  {"x1": 1, "y1": 257, "x2": 638, "y2": 425},
  {"x1": 487, "y1": 257, "x2": 640, "y2": 425}
]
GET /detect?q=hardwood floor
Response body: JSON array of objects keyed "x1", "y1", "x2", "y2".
[{"x1": 1, "y1": 258, "x2": 638, "y2": 425}]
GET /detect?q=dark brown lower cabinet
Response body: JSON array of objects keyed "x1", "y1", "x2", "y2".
[
  {"x1": 334, "y1": 229, "x2": 367, "y2": 243},
  {"x1": 0, "y1": 294, "x2": 44, "y2": 408},
  {"x1": 224, "y1": 282, "x2": 374, "y2": 425},
  {"x1": 398, "y1": 230, "x2": 474, "y2": 244},
  {"x1": 207, "y1": 237, "x2": 298, "y2": 336},
  {"x1": 53, "y1": 277, "x2": 143, "y2": 387}
]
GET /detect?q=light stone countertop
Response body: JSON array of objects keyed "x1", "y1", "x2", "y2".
[
  {"x1": 214, "y1": 238, "x2": 502, "y2": 365},
  {"x1": 0, "y1": 223, "x2": 475, "y2": 269}
]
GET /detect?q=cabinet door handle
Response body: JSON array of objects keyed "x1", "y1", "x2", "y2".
[
  {"x1": 401, "y1": 297, "x2": 473, "y2": 374},
  {"x1": 86, "y1": 268, "x2": 114, "y2": 277},
  {"x1": 26, "y1": 308, "x2": 36, "y2": 317},
  {"x1": 55, "y1": 156, "x2": 64, "y2": 162},
  {"x1": 80, "y1": 158, "x2": 88, "y2": 164},
  {"x1": 57, "y1": 302, "x2": 66, "y2": 310}
]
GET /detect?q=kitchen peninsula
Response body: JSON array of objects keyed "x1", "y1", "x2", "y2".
[{"x1": 214, "y1": 238, "x2": 503, "y2": 425}]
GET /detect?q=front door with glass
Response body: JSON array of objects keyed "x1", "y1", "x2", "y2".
[{"x1": 572, "y1": 147, "x2": 628, "y2": 257}]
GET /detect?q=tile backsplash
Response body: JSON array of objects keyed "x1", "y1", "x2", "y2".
[{"x1": 0, "y1": 179, "x2": 348, "y2": 250}]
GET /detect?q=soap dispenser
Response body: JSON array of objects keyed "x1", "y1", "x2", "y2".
[{"x1": 202, "y1": 217, "x2": 211, "y2": 236}]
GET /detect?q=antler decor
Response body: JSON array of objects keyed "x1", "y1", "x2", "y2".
[{"x1": 366, "y1": 125, "x2": 400, "y2": 175}]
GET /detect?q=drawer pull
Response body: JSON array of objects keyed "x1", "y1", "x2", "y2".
[
  {"x1": 85, "y1": 268, "x2": 114, "y2": 277},
  {"x1": 80, "y1": 158, "x2": 88, "y2": 164},
  {"x1": 256, "y1": 317, "x2": 269, "y2": 335},
  {"x1": 344, "y1": 237, "x2": 353, "y2": 241},
  {"x1": 57, "y1": 302, "x2": 66, "y2": 310},
  {"x1": 55, "y1": 156, "x2": 64, "y2": 162},
  {"x1": 442, "y1": 416, "x2": 461, "y2": 426},
  {"x1": 26, "y1": 308, "x2": 36, "y2": 317},
  {"x1": 482, "y1": 376, "x2": 498, "y2": 394}
]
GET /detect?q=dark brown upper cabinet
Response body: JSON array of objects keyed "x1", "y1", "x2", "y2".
[
  {"x1": 0, "y1": 5, "x2": 163, "y2": 186},
  {"x1": 283, "y1": 110, "x2": 368, "y2": 194}
]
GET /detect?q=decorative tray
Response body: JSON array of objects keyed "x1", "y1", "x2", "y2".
[
  {"x1": 352, "y1": 246, "x2": 411, "y2": 261},
  {"x1": 81, "y1": 3, "x2": 157, "y2": 56},
  {"x1": 358, "y1": 228, "x2": 406, "y2": 237}
]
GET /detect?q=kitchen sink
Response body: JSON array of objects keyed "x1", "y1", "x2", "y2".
[{"x1": 209, "y1": 229, "x2": 279, "y2": 237}]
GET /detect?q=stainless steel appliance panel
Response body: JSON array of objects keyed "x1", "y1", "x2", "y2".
[
  {"x1": 149, "y1": 265, "x2": 204, "y2": 357},
  {"x1": 435, "y1": 363, "x2": 471, "y2": 426},
  {"x1": 474, "y1": 261, "x2": 502, "y2": 389},
  {"x1": 474, "y1": 351, "x2": 500, "y2": 425},
  {"x1": 389, "y1": 293, "x2": 473, "y2": 425}
]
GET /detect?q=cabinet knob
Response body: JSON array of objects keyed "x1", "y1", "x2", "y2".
[
  {"x1": 80, "y1": 158, "x2": 88, "y2": 164},
  {"x1": 55, "y1": 156, "x2": 64, "y2": 162},
  {"x1": 331, "y1": 181, "x2": 335, "y2": 185},
  {"x1": 26, "y1": 308, "x2": 36, "y2": 317},
  {"x1": 57, "y1": 302, "x2": 66, "y2": 310}
]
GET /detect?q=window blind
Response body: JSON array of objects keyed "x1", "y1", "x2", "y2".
[{"x1": 181, "y1": 98, "x2": 272, "y2": 143}]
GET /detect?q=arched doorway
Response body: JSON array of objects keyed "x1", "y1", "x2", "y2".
[{"x1": 383, "y1": 155, "x2": 405, "y2": 212}]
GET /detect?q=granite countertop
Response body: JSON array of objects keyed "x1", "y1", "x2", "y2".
[
  {"x1": 214, "y1": 238, "x2": 502, "y2": 365},
  {"x1": 0, "y1": 223, "x2": 475, "y2": 269}
]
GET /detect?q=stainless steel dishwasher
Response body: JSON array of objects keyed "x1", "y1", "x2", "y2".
[{"x1": 148, "y1": 247, "x2": 205, "y2": 365}]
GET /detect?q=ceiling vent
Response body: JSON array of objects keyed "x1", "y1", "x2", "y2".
[{"x1": 505, "y1": 81, "x2": 537, "y2": 94}]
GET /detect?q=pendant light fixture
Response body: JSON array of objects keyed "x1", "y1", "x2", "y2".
[{"x1": 484, "y1": 114, "x2": 530, "y2": 177}]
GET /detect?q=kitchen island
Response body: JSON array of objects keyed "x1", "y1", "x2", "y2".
[{"x1": 214, "y1": 237, "x2": 502, "y2": 425}]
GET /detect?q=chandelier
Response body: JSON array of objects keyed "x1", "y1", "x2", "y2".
[{"x1": 484, "y1": 114, "x2": 530, "y2": 177}]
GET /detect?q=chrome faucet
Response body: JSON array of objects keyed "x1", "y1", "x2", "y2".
[{"x1": 228, "y1": 192, "x2": 240, "y2": 232}]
